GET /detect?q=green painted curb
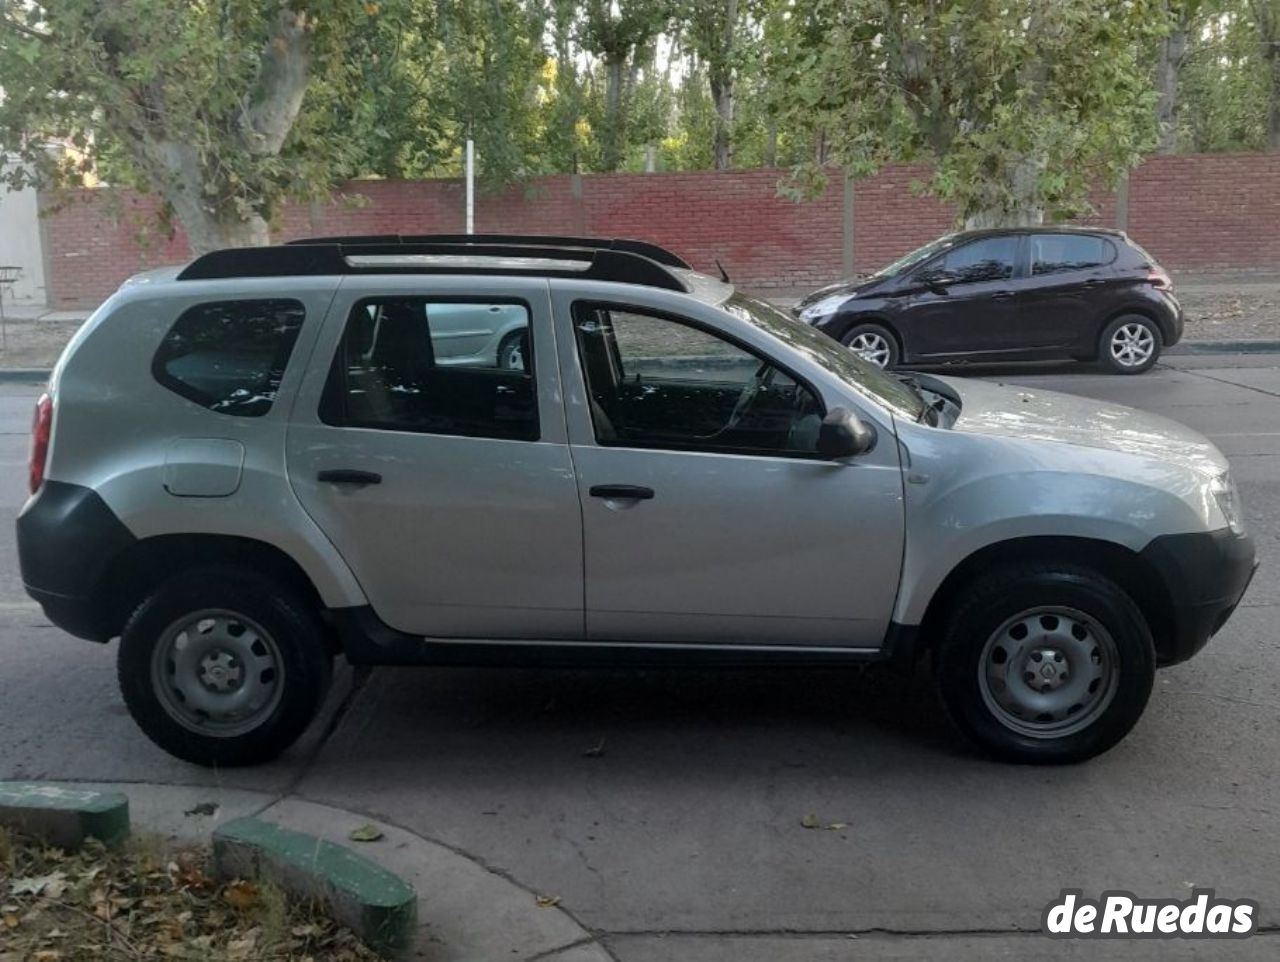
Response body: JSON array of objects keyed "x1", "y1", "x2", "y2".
[
  {"x1": 212, "y1": 816, "x2": 417, "y2": 958},
  {"x1": 0, "y1": 782, "x2": 130, "y2": 848}
]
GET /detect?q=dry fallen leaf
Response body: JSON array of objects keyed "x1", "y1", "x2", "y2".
[
  {"x1": 10, "y1": 872, "x2": 67, "y2": 898},
  {"x1": 348, "y1": 824, "x2": 384, "y2": 843},
  {"x1": 1, "y1": 913, "x2": 18, "y2": 929},
  {"x1": 535, "y1": 895, "x2": 562, "y2": 908},
  {"x1": 222, "y1": 880, "x2": 259, "y2": 911},
  {"x1": 800, "y1": 813, "x2": 820, "y2": 829}
]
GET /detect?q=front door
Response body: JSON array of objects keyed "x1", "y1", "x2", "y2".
[
  {"x1": 286, "y1": 279, "x2": 583, "y2": 639},
  {"x1": 898, "y1": 234, "x2": 1023, "y2": 359},
  {"x1": 563, "y1": 301, "x2": 905, "y2": 648}
]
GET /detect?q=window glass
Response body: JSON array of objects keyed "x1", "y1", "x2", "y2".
[
  {"x1": 935, "y1": 236, "x2": 1018, "y2": 283},
  {"x1": 1031, "y1": 234, "x2": 1111, "y2": 275},
  {"x1": 320, "y1": 297, "x2": 537, "y2": 441},
  {"x1": 152, "y1": 299, "x2": 305, "y2": 417},
  {"x1": 573, "y1": 304, "x2": 824, "y2": 457}
]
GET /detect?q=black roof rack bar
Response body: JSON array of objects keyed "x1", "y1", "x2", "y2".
[
  {"x1": 176, "y1": 242, "x2": 688, "y2": 292},
  {"x1": 286, "y1": 233, "x2": 692, "y2": 269}
]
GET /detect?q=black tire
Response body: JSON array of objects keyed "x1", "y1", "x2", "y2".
[
  {"x1": 118, "y1": 567, "x2": 332, "y2": 767},
  {"x1": 497, "y1": 329, "x2": 529, "y2": 372},
  {"x1": 935, "y1": 565, "x2": 1155, "y2": 764},
  {"x1": 841, "y1": 322, "x2": 900, "y2": 370},
  {"x1": 1098, "y1": 314, "x2": 1161, "y2": 374}
]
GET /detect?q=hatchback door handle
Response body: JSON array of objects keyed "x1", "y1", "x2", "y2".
[
  {"x1": 991, "y1": 291, "x2": 1014, "y2": 300},
  {"x1": 317, "y1": 469, "x2": 382, "y2": 486},
  {"x1": 589, "y1": 484, "x2": 654, "y2": 501},
  {"x1": 1082, "y1": 279, "x2": 1104, "y2": 287}
]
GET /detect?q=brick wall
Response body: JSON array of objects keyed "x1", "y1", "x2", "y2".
[{"x1": 36, "y1": 152, "x2": 1280, "y2": 306}]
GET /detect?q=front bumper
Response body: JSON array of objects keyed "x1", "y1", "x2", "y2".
[{"x1": 1139, "y1": 528, "x2": 1256, "y2": 666}]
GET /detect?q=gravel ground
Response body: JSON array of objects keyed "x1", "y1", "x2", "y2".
[{"x1": 2, "y1": 274, "x2": 1278, "y2": 370}]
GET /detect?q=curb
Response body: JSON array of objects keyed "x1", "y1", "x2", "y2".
[
  {"x1": 0, "y1": 368, "x2": 51, "y2": 383},
  {"x1": 0, "y1": 781, "x2": 130, "y2": 849},
  {"x1": 1166, "y1": 340, "x2": 1280, "y2": 355},
  {"x1": 213, "y1": 815, "x2": 417, "y2": 958}
]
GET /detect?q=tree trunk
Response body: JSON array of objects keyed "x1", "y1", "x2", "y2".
[
  {"x1": 1155, "y1": 17, "x2": 1188, "y2": 153},
  {"x1": 710, "y1": 71, "x2": 734, "y2": 169},
  {"x1": 1252, "y1": 1, "x2": 1280, "y2": 149},
  {"x1": 963, "y1": 155, "x2": 1046, "y2": 228},
  {"x1": 602, "y1": 53, "x2": 627, "y2": 171},
  {"x1": 144, "y1": 139, "x2": 271, "y2": 254}
]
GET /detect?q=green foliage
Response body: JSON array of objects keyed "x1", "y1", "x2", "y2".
[{"x1": 766, "y1": 0, "x2": 1167, "y2": 225}]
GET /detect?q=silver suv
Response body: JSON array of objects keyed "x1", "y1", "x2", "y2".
[{"x1": 17, "y1": 235, "x2": 1256, "y2": 766}]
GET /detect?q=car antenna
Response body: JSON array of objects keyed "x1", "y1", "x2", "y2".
[{"x1": 715, "y1": 258, "x2": 731, "y2": 283}]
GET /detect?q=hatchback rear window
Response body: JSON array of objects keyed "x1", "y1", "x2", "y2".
[
  {"x1": 1031, "y1": 235, "x2": 1114, "y2": 275},
  {"x1": 152, "y1": 299, "x2": 306, "y2": 417}
]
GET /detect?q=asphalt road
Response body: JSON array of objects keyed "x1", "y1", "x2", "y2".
[{"x1": 2, "y1": 355, "x2": 1279, "y2": 960}]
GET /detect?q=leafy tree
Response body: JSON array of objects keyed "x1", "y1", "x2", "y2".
[
  {"x1": 768, "y1": 0, "x2": 1166, "y2": 227},
  {"x1": 679, "y1": 0, "x2": 746, "y2": 168},
  {"x1": 1177, "y1": 1, "x2": 1269, "y2": 150},
  {"x1": 0, "y1": 1, "x2": 396, "y2": 252},
  {"x1": 1249, "y1": 0, "x2": 1280, "y2": 147}
]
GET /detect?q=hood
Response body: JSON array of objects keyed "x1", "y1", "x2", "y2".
[
  {"x1": 940, "y1": 375, "x2": 1228, "y2": 478},
  {"x1": 796, "y1": 276, "x2": 884, "y2": 310}
]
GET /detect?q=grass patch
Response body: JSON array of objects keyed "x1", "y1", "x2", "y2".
[{"x1": 0, "y1": 827, "x2": 382, "y2": 960}]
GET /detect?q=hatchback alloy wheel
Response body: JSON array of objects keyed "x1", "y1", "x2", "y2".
[
  {"x1": 846, "y1": 330, "x2": 894, "y2": 368},
  {"x1": 1109, "y1": 322, "x2": 1156, "y2": 369}
]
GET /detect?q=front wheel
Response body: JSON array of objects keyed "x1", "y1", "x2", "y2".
[
  {"x1": 935, "y1": 565, "x2": 1155, "y2": 763},
  {"x1": 497, "y1": 330, "x2": 529, "y2": 372},
  {"x1": 842, "y1": 323, "x2": 900, "y2": 370},
  {"x1": 118, "y1": 567, "x2": 332, "y2": 767},
  {"x1": 1099, "y1": 314, "x2": 1161, "y2": 374}
]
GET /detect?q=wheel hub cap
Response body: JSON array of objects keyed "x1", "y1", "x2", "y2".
[{"x1": 977, "y1": 607, "x2": 1119, "y2": 739}]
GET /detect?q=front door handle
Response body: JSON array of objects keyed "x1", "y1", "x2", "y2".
[
  {"x1": 317, "y1": 469, "x2": 382, "y2": 486},
  {"x1": 1082, "y1": 279, "x2": 1104, "y2": 288},
  {"x1": 991, "y1": 290, "x2": 1014, "y2": 300},
  {"x1": 589, "y1": 484, "x2": 654, "y2": 501}
]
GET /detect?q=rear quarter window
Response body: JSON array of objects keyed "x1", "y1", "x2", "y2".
[{"x1": 152, "y1": 299, "x2": 305, "y2": 417}]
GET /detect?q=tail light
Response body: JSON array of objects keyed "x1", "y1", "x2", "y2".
[
  {"x1": 28, "y1": 392, "x2": 52, "y2": 495},
  {"x1": 1147, "y1": 267, "x2": 1173, "y2": 291}
]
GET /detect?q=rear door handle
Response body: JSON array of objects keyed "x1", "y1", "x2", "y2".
[
  {"x1": 589, "y1": 484, "x2": 654, "y2": 501},
  {"x1": 317, "y1": 469, "x2": 382, "y2": 486},
  {"x1": 1082, "y1": 279, "x2": 1104, "y2": 288}
]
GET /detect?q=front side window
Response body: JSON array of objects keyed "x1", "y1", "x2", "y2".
[
  {"x1": 932, "y1": 236, "x2": 1019, "y2": 284},
  {"x1": 1031, "y1": 234, "x2": 1111, "y2": 275},
  {"x1": 152, "y1": 299, "x2": 305, "y2": 417},
  {"x1": 573, "y1": 303, "x2": 824, "y2": 457},
  {"x1": 320, "y1": 297, "x2": 537, "y2": 441}
]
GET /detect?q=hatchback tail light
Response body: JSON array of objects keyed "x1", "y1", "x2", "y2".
[
  {"x1": 29, "y1": 392, "x2": 53, "y2": 495},
  {"x1": 1146, "y1": 268, "x2": 1173, "y2": 291}
]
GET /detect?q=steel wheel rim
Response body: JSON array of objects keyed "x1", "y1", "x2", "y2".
[
  {"x1": 1110, "y1": 322, "x2": 1155, "y2": 367},
  {"x1": 849, "y1": 332, "x2": 891, "y2": 368},
  {"x1": 977, "y1": 606, "x2": 1120, "y2": 739},
  {"x1": 149, "y1": 608, "x2": 285, "y2": 738}
]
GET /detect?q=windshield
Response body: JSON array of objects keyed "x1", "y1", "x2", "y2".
[
  {"x1": 869, "y1": 235, "x2": 959, "y2": 279},
  {"x1": 723, "y1": 292, "x2": 928, "y2": 421}
]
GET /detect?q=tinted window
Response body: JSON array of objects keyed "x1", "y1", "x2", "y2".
[
  {"x1": 1032, "y1": 234, "x2": 1111, "y2": 275},
  {"x1": 934, "y1": 237, "x2": 1018, "y2": 283},
  {"x1": 573, "y1": 303, "x2": 824, "y2": 457},
  {"x1": 152, "y1": 299, "x2": 305, "y2": 417},
  {"x1": 320, "y1": 297, "x2": 537, "y2": 441}
]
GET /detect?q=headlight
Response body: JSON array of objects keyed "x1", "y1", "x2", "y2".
[
  {"x1": 1210, "y1": 472, "x2": 1245, "y2": 534},
  {"x1": 798, "y1": 294, "x2": 847, "y2": 323}
]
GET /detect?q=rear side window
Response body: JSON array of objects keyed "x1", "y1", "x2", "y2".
[
  {"x1": 319, "y1": 297, "x2": 537, "y2": 441},
  {"x1": 1031, "y1": 235, "x2": 1113, "y2": 275},
  {"x1": 152, "y1": 299, "x2": 305, "y2": 417}
]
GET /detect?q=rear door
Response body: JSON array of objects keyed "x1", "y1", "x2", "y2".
[
  {"x1": 895, "y1": 235, "x2": 1023, "y2": 359},
  {"x1": 1017, "y1": 233, "x2": 1118, "y2": 354},
  {"x1": 285, "y1": 277, "x2": 584, "y2": 639},
  {"x1": 554, "y1": 290, "x2": 905, "y2": 648}
]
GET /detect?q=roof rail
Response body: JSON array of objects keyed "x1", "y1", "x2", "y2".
[
  {"x1": 176, "y1": 241, "x2": 688, "y2": 292},
  {"x1": 286, "y1": 233, "x2": 692, "y2": 269}
]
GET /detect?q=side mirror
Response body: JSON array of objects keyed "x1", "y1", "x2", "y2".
[{"x1": 817, "y1": 407, "x2": 877, "y2": 459}]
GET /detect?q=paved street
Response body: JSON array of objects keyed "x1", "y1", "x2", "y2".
[{"x1": 2, "y1": 355, "x2": 1279, "y2": 959}]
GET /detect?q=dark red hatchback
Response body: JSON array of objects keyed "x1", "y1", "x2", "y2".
[{"x1": 795, "y1": 228, "x2": 1183, "y2": 374}]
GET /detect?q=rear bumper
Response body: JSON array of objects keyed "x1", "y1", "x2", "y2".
[
  {"x1": 1140, "y1": 528, "x2": 1256, "y2": 666},
  {"x1": 17, "y1": 480, "x2": 136, "y2": 642}
]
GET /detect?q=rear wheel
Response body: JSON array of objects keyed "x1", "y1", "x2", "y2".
[
  {"x1": 118, "y1": 567, "x2": 332, "y2": 767},
  {"x1": 842, "y1": 322, "x2": 899, "y2": 370},
  {"x1": 935, "y1": 565, "x2": 1155, "y2": 763},
  {"x1": 1099, "y1": 314, "x2": 1161, "y2": 374}
]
